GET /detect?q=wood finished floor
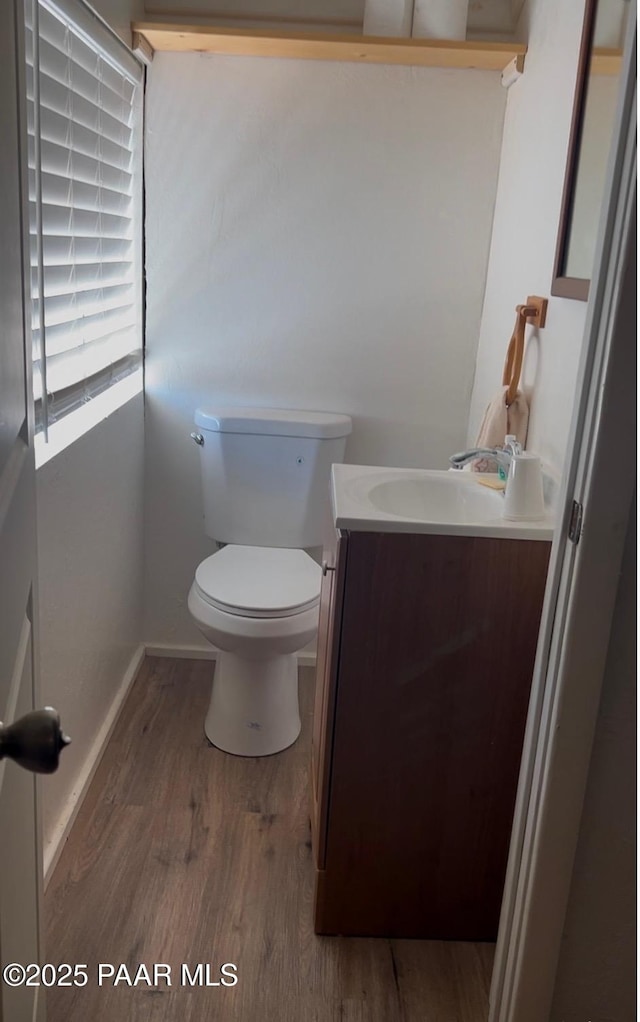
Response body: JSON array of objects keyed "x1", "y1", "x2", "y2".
[{"x1": 46, "y1": 657, "x2": 494, "y2": 1021}]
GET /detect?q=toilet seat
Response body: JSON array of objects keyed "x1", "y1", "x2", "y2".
[{"x1": 194, "y1": 545, "x2": 321, "y2": 619}]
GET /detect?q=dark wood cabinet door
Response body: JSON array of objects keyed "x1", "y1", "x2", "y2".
[{"x1": 314, "y1": 530, "x2": 550, "y2": 940}]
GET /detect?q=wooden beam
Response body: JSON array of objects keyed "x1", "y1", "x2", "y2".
[
  {"x1": 591, "y1": 46, "x2": 623, "y2": 75},
  {"x1": 132, "y1": 22, "x2": 527, "y2": 71},
  {"x1": 132, "y1": 30, "x2": 154, "y2": 64}
]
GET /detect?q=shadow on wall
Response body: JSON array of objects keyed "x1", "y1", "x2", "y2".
[{"x1": 142, "y1": 54, "x2": 507, "y2": 645}]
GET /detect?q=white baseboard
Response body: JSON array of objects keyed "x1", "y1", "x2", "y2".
[
  {"x1": 142, "y1": 641, "x2": 216, "y2": 658},
  {"x1": 144, "y1": 642, "x2": 218, "y2": 660},
  {"x1": 297, "y1": 650, "x2": 317, "y2": 668},
  {"x1": 43, "y1": 643, "x2": 146, "y2": 887},
  {"x1": 145, "y1": 643, "x2": 317, "y2": 668}
]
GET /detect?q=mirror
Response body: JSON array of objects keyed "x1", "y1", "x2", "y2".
[{"x1": 552, "y1": 0, "x2": 628, "y2": 300}]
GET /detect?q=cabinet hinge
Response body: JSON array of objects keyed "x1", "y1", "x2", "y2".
[{"x1": 568, "y1": 500, "x2": 584, "y2": 544}]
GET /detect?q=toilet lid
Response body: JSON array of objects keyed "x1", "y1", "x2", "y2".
[{"x1": 195, "y1": 545, "x2": 322, "y2": 618}]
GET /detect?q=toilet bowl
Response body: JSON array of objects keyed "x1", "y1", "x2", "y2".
[
  {"x1": 188, "y1": 405, "x2": 351, "y2": 757},
  {"x1": 188, "y1": 544, "x2": 321, "y2": 756}
]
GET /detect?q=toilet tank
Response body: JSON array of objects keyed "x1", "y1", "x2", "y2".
[{"x1": 194, "y1": 407, "x2": 352, "y2": 547}]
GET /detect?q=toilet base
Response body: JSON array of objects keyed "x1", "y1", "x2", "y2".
[{"x1": 205, "y1": 652, "x2": 301, "y2": 756}]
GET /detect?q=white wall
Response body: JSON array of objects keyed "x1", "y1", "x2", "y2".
[
  {"x1": 143, "y1": 54, "x2": 505, "y2": 645},
  {"x1": 143, "y1": 0, "x2": 363, "y2": 20},
  {"x1": 141, "y1": 0, "x2": 519, "y2": 38},
  {"x1": 466, "y1": 0, "x2": 592, "y2": 495},
  {"x1": 550, "y1": 495, "x2": 636, "y2": 1021},
  {"x1": 36, "y1": 396, "x2": 145, "y2": 856},
  {"x1": 92, "y1": 0, "x2": 144, "y2": 44},
  {"x1": 34, "y1": 0, "x2": 146, "y2": 861}
]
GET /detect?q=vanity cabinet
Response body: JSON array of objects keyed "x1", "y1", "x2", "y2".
[{"x1": 311, "y1": 527, "x2": 551, "y2": 940}]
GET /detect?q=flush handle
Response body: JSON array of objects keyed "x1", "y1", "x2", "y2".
[
  {"x1": 322, "y1": 560, "x2": 335, "y2": 576},
  {"x1": 0, "y1": 708, "x2": 70, "y2": 774},
  {"x1": 190, "y1": 432, "x2": 204, "y2": 446}
]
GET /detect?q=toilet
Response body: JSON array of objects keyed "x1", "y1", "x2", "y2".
[{"x1": 188, "y1": 407, "x2": 352, "y2": 757}]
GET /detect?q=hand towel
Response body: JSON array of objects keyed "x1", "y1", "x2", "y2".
[{"x1": 472, "y1": 385, "x2": 529, "y2": 472}]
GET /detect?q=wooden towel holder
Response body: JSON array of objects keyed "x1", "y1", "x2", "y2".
[{"x1": 502, "y1": 295, "x2": 548, "y2": 406}]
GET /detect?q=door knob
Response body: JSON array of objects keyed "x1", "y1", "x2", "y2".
[{"x1": 0, "y1": 707, "x2": 70, "y2": 774}]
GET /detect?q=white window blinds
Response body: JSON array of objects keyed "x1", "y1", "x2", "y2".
[{"x1": 26, "y1": 0, "x2": 143, "y2": 434}]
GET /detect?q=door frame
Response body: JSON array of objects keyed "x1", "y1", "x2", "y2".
[
  {"x1": 491, "y1": 9, "x2": 636, "y2": 1021},
  {"x1": 0, "y1": 1, "x2": 46, "y2": 1019},
  {"x1": 1, "y1": 1, "x2": 634, "y2": 1017}
]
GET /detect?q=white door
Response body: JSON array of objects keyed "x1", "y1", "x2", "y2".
[{"x1": 1, "y1": 1, "x2": 47, "y2": 1019}]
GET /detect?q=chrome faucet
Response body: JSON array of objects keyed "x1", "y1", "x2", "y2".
[{"x1": 449, "y1": 435, "x2": 522, "y2": 477}]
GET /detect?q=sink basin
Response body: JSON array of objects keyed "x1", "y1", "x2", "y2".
[
  {"x1": 367, "y1": 474, "x2": 502, "y2": 522},
  {"x1": 331, "y1": 464, "x2": 554, "y2": 540}
]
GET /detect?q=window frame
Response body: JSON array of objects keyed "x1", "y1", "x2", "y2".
[{"x1": 27, "y1": 0, "x2": 144, "y2": 453}]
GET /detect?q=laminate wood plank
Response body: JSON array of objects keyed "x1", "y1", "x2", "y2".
[
  {"x1": 46, "y1": 656, "x2": 493, "y2": 1020},
  {"x1": 132, "y1": 22, "x2": 527, "y2": 71},
  {"x1": 390, "y1": 939, "x2": 495, "y2": 1022}
]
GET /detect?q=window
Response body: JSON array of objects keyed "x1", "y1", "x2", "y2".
[{"x1": 26, "y1": 0, "x2": 143, "y2": 442}]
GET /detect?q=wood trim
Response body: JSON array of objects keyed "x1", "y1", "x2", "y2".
[
  {"x1": 132, "y1": 30, "x2": 154, "y2": 64},
  {"x1": 132, "y1": 22, "x2": 527, "y2": 70},
  {"x1": 551, "y1": 0, "x2": 598, "y2": 302},
  {"x1": 591, "y1": 46, "x2": 623, "y2": 75}
]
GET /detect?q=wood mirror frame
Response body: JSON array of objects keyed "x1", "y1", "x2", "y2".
[{"x1": 551, "y1": 0, "x2": 599, "y2": 302}]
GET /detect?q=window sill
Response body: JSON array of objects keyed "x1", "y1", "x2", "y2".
[{"x1": 34, "y1": 371, "x2": 143, "y2": 469}]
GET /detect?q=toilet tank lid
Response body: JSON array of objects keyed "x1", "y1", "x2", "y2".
[{"x1": 195, "y1": 407, "x2": 352, "y2": 439}]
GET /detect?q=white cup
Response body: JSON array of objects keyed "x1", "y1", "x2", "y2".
[{"x1": 503, "y1": 453, "x2": 545, "y2": 521}]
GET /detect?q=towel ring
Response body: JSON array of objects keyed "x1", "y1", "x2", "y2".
[
  {"x1": 502, "y1": 298, "x2": 548, "y2": 407},
  {"x1": 502, "y1": 306, "x2": 528, "y2": 406}
]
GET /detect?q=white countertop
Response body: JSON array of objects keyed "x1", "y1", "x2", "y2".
[{"x1": 331, "y1": 464, "x2": 555, "y2": 542}]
